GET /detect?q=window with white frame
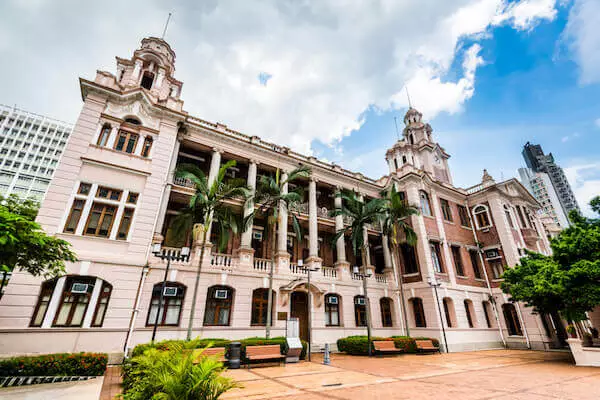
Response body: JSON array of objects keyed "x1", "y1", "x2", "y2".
[
  {"x1": 472, "y1": 205, "x2": 492, "y2": 229},
  {"x1": 63, "y1": 182, "x2": 139, "y2": 241}
]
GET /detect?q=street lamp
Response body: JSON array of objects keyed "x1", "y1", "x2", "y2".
[
  {"x1": 151, "y1": 243, "x2": 190, "y2": 342},
  {"x1": 427, "y1": 275, "x2": 449, "y2": 353},
  {"x1": 300, "y1": 260, "x2": 320, "y2": 361},
  {"x1": 353, "y1": 264, "x2": 373, "y2": 356}
]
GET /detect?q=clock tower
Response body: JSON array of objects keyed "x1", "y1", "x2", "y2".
[{"x1": 385, "y1": 107, "x2": 452, "y2": 184}]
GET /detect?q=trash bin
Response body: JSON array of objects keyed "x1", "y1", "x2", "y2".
[{"x1": 228, "y1": 342, "x2": 241, "y2": 369}]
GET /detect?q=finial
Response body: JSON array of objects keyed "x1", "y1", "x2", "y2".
[
  {"x1": 161, "y1": 12, "x2": 172, "y2": 40},
  {"x1": 406, "y1": 86, "x2": 412, "y2": 108},
  {"x1": 393, "y1": 116, "x2": 400, "y2": 141}
]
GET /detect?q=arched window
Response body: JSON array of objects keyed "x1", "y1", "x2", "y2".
[
  {"x1": 124, "y1": 117, "x2": 141, "y2": 125},
  {"x1": 502, "y1": 303, "x2": 523, "y2": 336},
  {"x1": 409, "y1": 134, "x2": 415, "y2": 144},
  {"x1": 504, "y1": 205, "x2": 515, "y2": 229},
  {"x1": 442, "y1": 298, "x2": 456, "y2": 328},
  {"x1": 203, "y1": 286, "x2": 234, "y2": 326},
  {"x1": 53, "y1": 276, "x2": 96, "y2": 327},
  {"x1": 30, "y1": 279, "x2": 57, "y2": 327},
  {"x1": 464, "y1": 299, "x2": 477, "y2": 328},
  {"x1": 393, "y1": 158, "x2": 399, "y2": 170},
  {"x1": 482, "y1": 301, "x2": 494, "y2": 328},
  {"x1": 354, "y1": 295, "x2": 367, "y2": 327},
  {"x1": 96, "y1": 124, "x2": 111, "y2": 147},
  {"x1": 146, "y1": 282, "x2": 186, "y2": 327},
  {"x1": 325, "y1": 293, "x2": 341, "y2": 326},
  {"x1": 91, "y1": 281, "x2": 113, "y2": 327},
  {"x1": 380, "y1": 297, "x2": 393, "y2": 327},
  {"x1": 402, "y1": 155, "x2": 407, "y2": 164},
  {"x1": 251, "y1": 288, "x2": 275, "y2": 326},
  {"x1": 141, "y1": 72, "x2": 155, "y2": 90},
  {"x1": 141, "y1": 136, "x2": 153, "y2": 158},
  {"x1": 420, "y1": 191, "x2": 432, "y2": 217},
  {"x1": 410, "y1": 297, "x2": 426, "y2": 327},
  {"x1": 473, "y1": 205, "x2": 491, "y2": 229}
]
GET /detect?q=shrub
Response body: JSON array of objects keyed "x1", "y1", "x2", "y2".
[
  {"x1": 0, "y1": 353, "x2": 107, "y2": 376},
  {"x1": 413, "y1": 336, "x2": 440, "y2": 348},
  {"x1": 121, "y1": 344, "x2": 239, "y2": 400},
  {"x1": 239, "y1": 337, "x2": 308, "y2": 362},
  {"x1": 131, "y1": 338, "x2": 231, "y2": 358},
  {"x1": 337, "y1": 336, "x2": 440, "y2": 355}
]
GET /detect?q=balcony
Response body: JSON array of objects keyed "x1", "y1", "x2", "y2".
[{"x1": 521, "y1": 228, "x2": 539, "y2": 241}]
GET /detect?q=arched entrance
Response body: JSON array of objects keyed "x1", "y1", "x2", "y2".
[{"x1": 290, "y1": 291, "x2": 309, "y2": 341}]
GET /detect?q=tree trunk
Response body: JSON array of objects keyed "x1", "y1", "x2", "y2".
[
  {"x1": 391, "y1": 241, "x2": 410, "y2": 337},
  {"x1": 265, "y1": 218, "x2": 277, "y2": 339},
  {"x1": 361, "y1": 242, "x2": 373, "y2": 356},
  {"x1": 186, "y1": 223, "x2": 209, "y2": 341}
]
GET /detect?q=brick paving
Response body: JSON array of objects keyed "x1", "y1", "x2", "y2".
[
  {"x1": 99, "y1": 366, "x2": 122, "y2": 400},
  {"x1": 100, "y1": 350, "x2": 600, "y2": 400}
]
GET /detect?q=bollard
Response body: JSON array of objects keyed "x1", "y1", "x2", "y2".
[{"x1": 323, "y1": 343, "x2": 330, "y2": 365}]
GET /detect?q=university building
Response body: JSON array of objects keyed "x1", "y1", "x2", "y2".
[{"x1": 0, "y1": 37, "x2": 562, "y2": 359}]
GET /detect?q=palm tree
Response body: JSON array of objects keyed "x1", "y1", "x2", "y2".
[
  {"x1": 253, "y1": 165, "x2": 311, "y2": 338},
  {"x1": 332, "y1": 190, "x2": 387, "y2": 356},
  {"x1": 381, "y1": 185, "x2": 419, "y2": 336},
  {"x1": 172, "y1": 160, "x2": 252, "y2": 341}
]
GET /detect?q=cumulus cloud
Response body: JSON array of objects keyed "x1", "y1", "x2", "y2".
[
  {"x1": 563, "y1": 162, "x2": 600, "y2": 217},
  {"x1": 0, "y1": 0, "x2": 558, "y2": 155},
  {"x1": 563, "y1": 0, "x2": 600, "y2": 84}
]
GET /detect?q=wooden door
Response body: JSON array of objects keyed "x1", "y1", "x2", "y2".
[{"x1": 290, "y1": 291, "x2": 309, "y2": 341}]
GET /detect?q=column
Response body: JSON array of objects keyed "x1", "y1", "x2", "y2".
[
  {"x1": 308, "y1": 178, "x2": 320, "y2": 263},
  {"x1": 154, "y1": 137, "x2": 181, "y2": 242},
  {"x1": 240, "y1": 161, "x2": 257, "y2": 248},
  {"x1": 276, "y1": 172, "x2": 290, "y2": 272},
  {"x1": 42, "y1": 276, "x2": 66, "y2": 328},
  {"x1": 358, "y1": 194, "x2": 372, "y2": 268},
  {"x1": 205, "y1": 149, "x2": 222, "y2": 241},
  {"x1": 430, "y1": 189, "x2": 456, "y2": 285},
  {"x1": 334, "y1": 188, "x2": 347, "y2": 263},
  {"x1": 382, "y1": 235, "x2": 392, "y2": 269},
  {"x1": 82, "y1": 278, "x2": 103, "y2": 328}
]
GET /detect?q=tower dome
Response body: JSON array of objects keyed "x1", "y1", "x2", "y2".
[{"x1": 403, "y1": 107, "x2": 422, "y2": 126}]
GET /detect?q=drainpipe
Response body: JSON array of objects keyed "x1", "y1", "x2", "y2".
[
  {"x1": 123, "y1": 264, "x2": 149, "y2": 356},
  {"x1": 465, "y1": 200, "x2": 507, "y2": 348}
]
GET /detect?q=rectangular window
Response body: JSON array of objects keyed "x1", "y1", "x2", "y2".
[
  {"x1": 84, "y1": 203, "x2": 116, "y2": 238},
  {"x1": 114, "y1": 130, "x2": 139, "y2": 154},
  {"x1": 78, "y1": 182, "x2": 91, "y2": 195},
  {"x1": 64, "y1": 199, "x2": 85, "y2": 233},
  {"x1": 440, "y1": 199, "x2": 453, "y2": 222},
  {"x1": 457, "y1": 205, "x2": 470, "y2": 227},
  {"x1": 30, "y1": 281, "x2": 56, "y2": 327},
  {"x1": 451, "y1": 246, "x2": 465, "y2": 276},
  {"x1": 96, "y1": 186, "x2": 122, "y2": 201},
  {"x1": 53, "y1": 277, "x2": 94, "y2": 327},
  {"x1": 469, "y1": 250, "x2": 482, "y2": 279},
  {"x1": 126, "y1": 192, "x2": 139, "y2": 204},
  {"x1": 430, "y1": 242, "x2": 444, "y2": 273},
  {"x1": 117, "y1": 208, "x2": 134, "y2": 240},
  {"x1": 490, "y1": 260, "x2": 504, "y2": 279},
  {"x1": 401, "y1": 244, "x2": 419, "y2": 274},
  {"x1": 91, "y1": 282, "x2": 112, "y2": 327}
]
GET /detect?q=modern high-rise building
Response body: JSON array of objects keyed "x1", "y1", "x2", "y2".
[
  {"x1": 0, "y1": 37, "x2": 565, "y2": 360},
  {"x1": 518, "y1": 167, "x2": 570, "y2": 228},
  {"x1": 0, "y1": 104, "x2": 73, "y2": 200},
  {"x1": 522, "y1": 142, "x2": 579, "y2": 216}
]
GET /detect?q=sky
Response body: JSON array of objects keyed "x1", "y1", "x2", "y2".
[{"x1": 0, "y1": 0, "x2": 598, "y2": 215}]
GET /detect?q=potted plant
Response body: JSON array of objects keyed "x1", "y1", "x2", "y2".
[
  {"x1": 582, "y1": 333, "x2": 593, "y2": 347},
  {"x1": 566, "y1": 324, "x2": 577, "y2": 339}
]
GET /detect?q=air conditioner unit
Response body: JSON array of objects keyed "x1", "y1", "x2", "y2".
[
  {"x1": 71, "y1": 283, "x2": 89, "y2": 294},
  {"x1": 215, "y1": 289, "x2": 229, "y2": 299},
  {"x1": 355, "y1": 297, "x2": 366, "y2": 305},
  {"x1": 163, "y1": 287, "x2": 178, "y2": 297},
  {"x1": 252, "y1": 231, "x2": 263, "y2": 240},
  {"x1": 327, "y1": 296, "x2": 338, "y2": 305},
  {"x1": 485, "y1": 249, "x2": 500, "y2": 259}
]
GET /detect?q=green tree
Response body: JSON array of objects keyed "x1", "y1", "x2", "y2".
[
  {"x1": 0, "y1": 203, "x2": 76, "y2": 278},
  {"x1": 381, "y1": 186, "x2": 419, "y2": 336},
  {"x1": 253, "y1": 166, "x2": 311, "y2": 338},
  {"x1": 173, "y1": 161, "x2": 252, "y2": 341},
  {"x1": 501, "y1": 196, "x2": 600, "y2": 326},
  {"x1": 0, "y1": 194, "x2": 40, "y2": 221},
  {"x1": 332, "y1": 190, "x2": 387, "y2": 355}
]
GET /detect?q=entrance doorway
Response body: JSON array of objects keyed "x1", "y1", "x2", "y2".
[{"x1": 290, "y1": 291, "x2": 309, "y2": 341}]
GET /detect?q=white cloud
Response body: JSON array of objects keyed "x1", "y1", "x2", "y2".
[
  {"x1": 563, "y1": 162, "x2": 600, "y2": 217},
  {"x1": 561, "y1": 132, "x2": 580, "y2": 142},
  {"x1": 563, "y1": 0, "x2": 600, "y2": 84},
  {"x1": 0, "y1": 0, "x2": 558, "y2": 156},
  {"x1": 595, "y1": 118, "x2": 600, "y2": 128}
]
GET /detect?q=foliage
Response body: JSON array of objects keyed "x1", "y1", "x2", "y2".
[
  {"x1": 238, "y1": 336, "x2": 307, "y2": 362},
  {"x1": 381, "y1": 186, "x2": 419, "y2": 247},
  {"x1": 0, "y1": 353, "x2": 107, "y2": 376},
  {"x1": 121, "y1": 344, "x2": 239, "y2": 400},
  {"x1": 0, "y1": 206, "x2": 77, "y2": 277},
  {"x1": 0, "y1": 194, "x2": 40, "y2": 221},
  {"x1": 501, "y1": 196, "x2": 600, "y2": 322},
  {"x1": 336, "y1": 335, "x2": 439, "y2": 355},
  {"x1": 252, "y1": 165, "x2": 311, "y2": 338}
]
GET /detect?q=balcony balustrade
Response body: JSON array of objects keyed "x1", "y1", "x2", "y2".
[
  {"x1": 210, "y1": 253, "x2": 233, "y2": 272},
  {"x1": 375, "y1": 273, "x2": 387, "y2": 283},
  {"x1": 321, "y1": 266, "x2": 337, "y2": 279},
  {"x1": 289, "y1": 262, "x2": 307, "y2": 275},
  {"x1": 253, "y1": 257, "x2": 271, "y2": 271},
  {"x1": 173, "y1": 175, "x2": 195, "y2": 188}
]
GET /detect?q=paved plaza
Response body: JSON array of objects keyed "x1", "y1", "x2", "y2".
[{"x1": 221, "y1": 350, "x2": 600, "y2": 400}]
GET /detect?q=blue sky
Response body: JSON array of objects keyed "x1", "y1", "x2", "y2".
[{"x1": 0, "y1": 0, "x2": 598, "y2": 214}]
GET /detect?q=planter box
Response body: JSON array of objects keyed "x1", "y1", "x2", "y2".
[
  {"x1": 567, "y1": 338, "x2": 600, "y2": 367},
  {"x1": 0, "y1": 375, "x2": 96, "y2": 388}
]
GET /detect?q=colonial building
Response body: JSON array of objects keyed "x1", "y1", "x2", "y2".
[{"x1": 0, "y1": 37, "x2": 560, "y2": 359}]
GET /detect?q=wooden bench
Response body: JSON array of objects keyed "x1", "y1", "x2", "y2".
[
  {"x1": 415, "y1": 340, "x2": 440, "y2": 354},
  {"x1": 191, "y1": 347, "x2": 227, "y2": 363},
  {"x1": 373, "y1": 341, "x2": 402, "y2": 355},
  {"x1": 245, "y1": 345, "x2": 285, "y2": 368}
]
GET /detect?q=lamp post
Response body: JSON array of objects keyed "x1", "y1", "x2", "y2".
[
  {"x1": 151, "y1": 243, "x2": 190, "y2": 342},
  {"x1": 353, "y1": 265, "x2": 373, "y2": 356},
  {"x1": 301, "y1": 259, "x2": 320, "y2": 362},
  {"x1": 427, "y1": 275, "x2": 449, "y2": 353}
]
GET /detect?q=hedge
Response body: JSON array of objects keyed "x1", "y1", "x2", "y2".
[
  {"x1": 0, "y1": 353, "x2": 108, "y2": 377},
  {"x1": 131, "y1": 336, "x2": 308, "y2": 362},
  {"x1": 337, "y1": 336, "x2": 439, "y2": 355}
]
